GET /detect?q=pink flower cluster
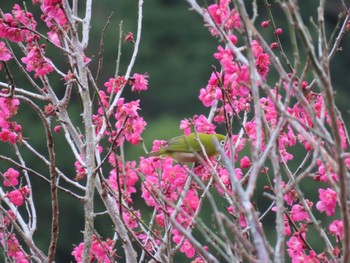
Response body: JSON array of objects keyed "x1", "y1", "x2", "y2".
[
  {"x1": 316, "y1": 188, "x2": 337, "y2": 216},
  {"x1": 104, "y1": 76, "x2": 127, "y2": 94},
  {"x1": 180, "y1": 114, "x2": 216, "y2": 135},
  {"x1": 72, "y1": 236, "x2": 115, "y2": 263},
  {"x1": 273, "y1": 176, "x2": 342, "y2": 262},
  {"x1": 130, "y1": 73, "x2": 149, "y2": 92},
  {"x1": 95, "y1": 75, "x2": 148, "y2": 145},
  {"x1": 114, "y1": 98, "x2": 147, "y2": 145},
  {"x1": 107, "y1": 155, "x2": 138, "y2": 205},
  {"x1": 0, "y1": 3, "x2": 67, "y2": 78},
  {"x1": 0, "y1": 41, "x2": 12, "y2": 70},
  {"x1": 39, "y1": 0, "x2": 67, "y2": 27},
  {"x1": 139, "y1": 156, "x2": 199, "y2": 257},
  {"x1": 140, "y1": 144, "x2": 248, "y2": 258},
  {"x1": 21, "y1": 45, "x2": 54, "y2": 78},
  {"x1": 0, "y1": 233, "x2": 29, "y2": 263},
  {"x1": 201, "y1": 3, "x2": 348, "y2": 261},
  {"x1": 3, "y1": 167, "x2": 20, "y2": 187},
  {"x1": 199, "y1": 40, "x2": 270, "y2": 127},
  {"x1": 1, "y1": 167, "x2": 29, "y2": 205},
  {"x1": 104, "y1": 73, "x2": 149, "y2": 94},
  {"x1": 207, "y1": 0, "x2": 241, "y2": 35},
  {"x1": 0, "y1": 96, "x2": 21, "y2": 144},
  {"x1": 286, "y1": 234, "x2": 322, "y2": 263},
  {"x1": 0, "y1": 4, "x2": 37, "y2": 43}
]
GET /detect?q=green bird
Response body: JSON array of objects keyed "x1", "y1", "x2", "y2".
[{"x1": 147, "y1": 132, "x2": 226, "y2": 163}]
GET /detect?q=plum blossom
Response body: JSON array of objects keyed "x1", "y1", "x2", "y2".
[
  {"x1": 3, "y1": 168, "x2": 20, "y2": 187},
  {"x1": 0, "y1": 41, "x2": 12, "y2": 62},
  {"x1": 316, "y1": 188, "x2": 337, "y2": 216},
  {"x1": 72, "y1": 236, "x2": 115, "y2": 263},
  {"x1": 21, "y1": 45, "x2": 53, "y2": 77},
  {"x1": 8, "y1": 190, "x2": 24, "y2": 206},
  {"x1": 130, "y1": 73, "x2": 149, "y2": 92},
  {"x1": 329, "y1": 220, "x2": 343, "y2": 241}
]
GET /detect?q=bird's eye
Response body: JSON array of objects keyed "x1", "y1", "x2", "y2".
[{"x1": 219, "y1": 140, "x2": 225, "y2": 146}]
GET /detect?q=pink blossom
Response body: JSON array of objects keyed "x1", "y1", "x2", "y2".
[
  {"x1": 0, "y1": 97, "x2": 20, "y2": 120},
  {"x1": 48, "y1": 30, "x2": 61, "y2": 46},
  {"x1": 122, "y1": 209, "x2": 140, "y2": 229},
  {"x1": 0, "y1": 41, "x2": 12, "y2": 62},
  {"x1": 40, "y1": 0, "x2": 67, "y2": 27},
  {"x1": 3, "y1": 168, "x2": 20, "y2": 187},
  {"x1": 338, "y1": 118, "x2": 348, "y2": 149},
  {"x1": 207, "y1": 4, "x2": 226, "y2": 26},
  {"x1": 172, "y1": 229, "x2": 196, "y2": 258},
  {"x1": 192, "y1": 115, "x2": 216, "y2": 134},
  {"x1": 251, "y1": 40, "x2": 263, "y2": 57},
  {"x1": 163, "y1": 163, "x2": 188, "y2": 188},
  {"x1": 228, "y1": 34, "x2": 238, "y2": 45},
  {"x1": 290, "y1": 204, "x2": 310, "y2": 222},
  {"x1": 283, "y1": 214, "x2": 291, "y2": 235},
  {"x1": 151, "y1": 140, "x2": 167, "y2": 152},
  {"x1": 198, "y1": 85, "x2": 218, "y2": 107},
  {"x1": 12, "y1": 4, "x2": 37, "y2": 30},
  {"x1": 329, "y1": 220, "x2": 343, "y2": 240},
  {"x1": 198, "y1": 72, "x2": 222, "y2": 107},
  {"x1": 72, "y1": 236, "x2": 115, "y2": 263},
  {"x1": 183, "y1": 190, "x2": 199, "y2": 212},
  {"x1": 108, "y1": 160, "x2": 138, "y2": 203},
  {"x1": 122, "y1": 116, "x2": 147, "y2": 145},
  {"x1": 345, "y1": 155, "x2": 350, "y2": 170},
  {"x1": 104, "y1": 76, "x2": 127, "y2": 93},
  {"x1": 8, "y1": 190, "x2": 24, "y2": 206},
  {"x1": 5, "y1": 234, "x2": 29, "y2": 263},
  {"x1": 256, "y1": 53, "x2": 270, "y2": 79},
  {"x1": 21, "y1": 45, "x2": 53, "y2": 77},
  {"x1": 286, "y1": 235, "x2": 304, "y2": 258},
  {"x1": 180, "y1": 239, "x2": 196, "y2": 258},
  {"x1": 315, "y1": 159, "x2": 338, "y2": 182},
  {"x1": 74, "y1": 158, "x2": 87, "y2": 180},
  {"x1": 0, "y1": 129, "x2": 17, "y2": 144},
  {"x1": 207, "y1": 1, "x2": 240, "y2": 32},
  {"x1": 316, "y1": 188, "x2": 337, "y2": 216},
  {"x1": 240, "y1": 156, "x2": 251, "y2": 168},
  {"x1": 245, "y1": 120, "x2": 265, "y2": 149},
  {"x1": 0, "y1": 5, "x2": 36, "y2": 43},
  {"x1": 156, "y1": 213, "x2": 165, "y2": 227},
  {"x1": 214, "y1": 45, "x2": 234, "y2": 62},
  {"x1": 115, "y1": 99, "x2": 140, "y2": 121},
  {"x1": 91, "y1": 238, "x2": 115, "y2": 262},
  {"x1": 180, "y1": 119, "x2": 191, "y2": 135},
  {"x1": 71, "y1": 243, "x2": 85, "y2": 262},
  {"x1": 0, "y1": 23, "x2": 24, "y2": 42},
  {"x1": 114, "y1": 99, "x2": 146, "y2": 145},
  {"x1": 97, "y1": 90, "x2": 109, "y2": 115},
  {"x1": 180, "y1": 115, "x2": 215, "y2": 135},
  {"x1": 130, "y1": 73, "x2": 148, "y2": 92},
  {"x1": 225, "y1": 9, "x2": 241, "y2": 29}
]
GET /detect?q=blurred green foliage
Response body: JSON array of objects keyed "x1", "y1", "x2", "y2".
[{"x1": 0, "y1": 0, "x2": 349, "y2": 261}]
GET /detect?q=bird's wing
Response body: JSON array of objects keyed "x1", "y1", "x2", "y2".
[{"x1": 166, "y1": 135, "x2": 201, "y2": 153}]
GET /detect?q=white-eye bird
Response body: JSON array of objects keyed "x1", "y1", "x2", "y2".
[{"x1": 147, "y1": 132, "x2": 226, "y2": 163}]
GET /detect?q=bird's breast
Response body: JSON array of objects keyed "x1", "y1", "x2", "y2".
[{"x1": 170, "y1": 152, "x2": 199, "y2": 163}]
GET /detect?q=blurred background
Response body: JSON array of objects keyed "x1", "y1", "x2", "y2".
[{"x1": 0, "y1": 0, "x2": 350, "y2": 261}]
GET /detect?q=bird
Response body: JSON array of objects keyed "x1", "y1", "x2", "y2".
[{"x1": 146, "y1": 132, "x2": 226, "y2": 163}]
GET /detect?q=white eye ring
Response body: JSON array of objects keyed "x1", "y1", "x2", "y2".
[{"x1": 219, "y1": 140, "x2": 225, "y2": 146}]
